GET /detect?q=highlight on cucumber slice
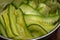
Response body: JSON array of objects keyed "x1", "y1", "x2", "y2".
[
  {"x1": 24, "y1": 14, "x2": 59, "y2": 25},
  {"x1": 20, "y1": 4, "x2": 41, "y2": 16},
  {"x1": 24, "y1": 15, "x2": 58, "y2": 32}
]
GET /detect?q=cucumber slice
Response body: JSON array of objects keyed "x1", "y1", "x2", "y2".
[
  {"x1": 28, "y1": 0, "x2": 37, "y2": 9},
  {"x1": 37, "y1": 3, "x2": 50, "y2": 15},
  {"x1": 23, "y1": 0, "x2": 28, "y2": 4},
  {"x1": 25, "y1": 14, "x2": 59, "y2": 24},
  {"x1": 2, "y1": 8, "x2": 15, "y2": 38},
  {"x1": 20, "y1": 4, "x2": 41, "y2": 16},
  {"x1": 45, "y1": 0, "x2": 58, "y2": 12},
  {"x1": 8, "y1": 5, "x2": 20, "y2": 36},
  {"x1": 28, "y1": 24, "x2": 47, "y2": 38},
  {"x1": 0, "y1": 23, "x2": 7, "y2": 37},
  {"x1": 24, "y1": 15, "x2": 58, "y2": 32},
  {"x1": 12, "y1": 0, "x2": 29, "y2": 8},
  {"x1": 12, "y1": 0, "x2": 23, "y2": 8},
  {"x1": 16, "y1": 9, "x2": 32, "y2": 39},
  {"x1": 0, "y1": 14, "x2": 7, "y2": 37},
  {"x1": 0, "y1": 15, "x2": 7, "y2": 37}
]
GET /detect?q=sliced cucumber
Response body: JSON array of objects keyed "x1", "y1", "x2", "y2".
[
  {"x1": 12, "y1": 0, "x2": 28, "y2": 8},
  {"x1": 45, "y1": 0, "x2": 58, "y2": 12},
  {"x1": 25, "y1": 14, "x2": 59, "y2": 24},
  {"x1": 28, "y1": 0, "x2": 37, "y2": 9},
  {"x1": 20, "y1": 4, "x2": 41, "y2": 16},
  {"x1": 0, "y1": 23, "x2": 7, "y2": 37},
  {"x1": 8, "y1": 5, "x2": 20, "y2": 36},
  {"x1": 37, "y1": 3, "x2": 50, "y2": 15},
  {"x1": 0, "y1": 14, "x2": 7, "y2": 37},
  {"x1": 16, "y1": 9, "x2": 32, "y2": 39},
  {"x1": 12, "y1": 0, "x2": 23, "y2": 8},
  {"x1": 2, "y1": 8, "x2": 15, "y2": 38},
  {"x1": 0, "y1": 15, "x2": 7, "y2": 37},
  {"x1": 24, "y1": 15, "x2": 58, "y2": 32},
  {"x1": 23, "y1": 0, "x2": 28, "y2": 4},
  {"x1": 28, "y1": 24, "x2": 47, "y2": 38}
]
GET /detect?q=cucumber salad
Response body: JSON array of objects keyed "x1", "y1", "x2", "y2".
[{"x1": 0, "y1": 0, "x2": 60, "y2": 40}]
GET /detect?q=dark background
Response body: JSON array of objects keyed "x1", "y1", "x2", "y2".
[{"x1": 0, "y1": 27, "x2": 60, "y2": 40}]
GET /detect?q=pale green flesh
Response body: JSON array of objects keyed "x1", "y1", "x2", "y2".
[
  {"x1": 28, "y1": 24, "x2": 47, "y2": 38},
  {"x1": 0, "y1": 0, "x2": 59, "y2": 39},
  {"x1": 0, "y1": 23, "x2": 7, "y2": 37},
  {"x1": 20, "y1": 4, "x2": 41, "y2": 16},
  {"x1": 15, "y1": 9, "x2": 33, "y2": 39},
  {"x1": 8, "y1": 5, "x2": 20, "y2": 36},
  {"x1": 28, "y1": 0, "x2": 37, "y2": 9},
  {"x1": 24, "y1": 15, "x2": 57, "y2": 32},
  {"x1": 1, "y1": 8, "x2": 15, "y2": 38}
]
